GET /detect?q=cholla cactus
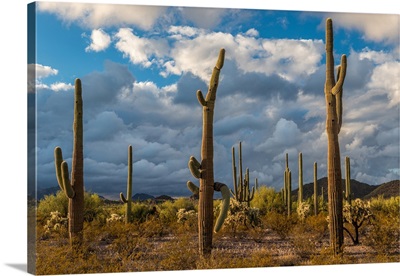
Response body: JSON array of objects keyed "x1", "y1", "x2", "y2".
[
  {"x1": 44, "y1": 211, "x2": 68, "y2": 235},
  {"x1": 297, "y1": 201, "x2": 311, "y2": 221},
  {"x1": 176, "y1": 209, "x2": 197, "y2": 225},
  {"x1": 224, "y1": 198, "x2": 261, "y2": 232},
  {"x1": 343, "y1": 198, "x2": 373, "y2": 245},
  {"x1": 106, "y1": 213, "x2": 124, "y2": 223}
]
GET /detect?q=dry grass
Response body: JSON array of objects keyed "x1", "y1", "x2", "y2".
[{"x1": 34, "y1": 198, "x2": 400, "y2": 274}]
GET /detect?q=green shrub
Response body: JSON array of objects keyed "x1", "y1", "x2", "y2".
[
  {"x1": 251, "y1": 186, "x2": 285, "y2": 214},
  {"x1": 37, "y1": 190, "x2": 105, "y2": 223},
  {"x1": 158, "y1": 198, "x2": 196, "y2": 223},
  {"x1": 369, "y1": 196, "x2": 400, "y2": 215},
  {"x1": 367, "y1": 211, "x2": 400, "y2": 254},
  {"x1": 37, "y1": 191, "x2": 69, "y2": 220}
]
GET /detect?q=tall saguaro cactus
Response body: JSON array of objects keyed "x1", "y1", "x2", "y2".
[
  {"x1": 283, "y1": 153, "x2": 292, "y2": 216},
  {"x1": 324, "y1": 18, "x2": 347, "y2": 255},
  {"x1": 54, "y1": 78, "x2": 84, "y2": 246},
  {"x1": 313, "y1": 162, "x2": 318, "y2": 216},
  {"x1": 120, "y1": 145, "x2": 133, "y2": 224},
  {"x1": 344, "y1": 156, "x2": 351, "y2": 205},
  {"x1": 298, "y1": 152, "x2": 303, "y2": 204},
  {"x1": 187, "y1": 48, "x2": 226, "y2": 256},
  {"x1": 231, "y1": 141, "x2": 255, "y2": 206}
]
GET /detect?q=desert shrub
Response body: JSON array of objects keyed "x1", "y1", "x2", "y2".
[
  {"x1": 263, "y1": 211, "x2": 296, "y2": 239},
  {"x1": 38, "y1": 190, "x2": 105, "y2": 223},
  {"x1": 37, "y1": 191, "x2": 69, "y2": 220},
  {"x1": 367, "y1": 211, "x2": 400, "y2": 254},
  {"x1": 251, "y1": 186, "x2": 285, "y2": 214},
  {"x1": 369, "y1": 196, "x2": 400, "y2": 215},
  {"x1": 116, "y1": 202, "x2": 158, "y2": 224},
  {"x1": 158, "y1": 198, "x2": 196, "y2": 223},
  {"x1": 304, "y1": 213, "x2": 329, "y2": 240}
]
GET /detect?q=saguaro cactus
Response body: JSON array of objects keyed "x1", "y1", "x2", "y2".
[
  {"x1": 283, "y1": 153, "x2": 292, "y2": 216},
  {"x1": 324, "y1": 18, "x2": 347, "y2": 255},
  {"x1": 298, "y1": 152, "x2": 303, "y2": 204},
  {"x1": 344, "y1": 156, "x2": 351, "y2": 205},
  {"x1": 187, "y1": 48, "x2": 226, "y2": 256},
  {"x1": 120, "y1": 145, "x2": 133, "y2": 223},
  {"x1": 231, "y1": 141, "x2": 255, "y2": 207},
  {"x1": 313, "y1": 162, "x2": 318, "y2": 216},
  {"x1": 54, "y1": 78, "x2": 84, "y2": 246}
]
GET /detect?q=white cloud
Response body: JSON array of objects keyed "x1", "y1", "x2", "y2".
[
  {"x1": 27, "y1": 63, "x2": 59, "y2": 93},
  {"x1": 85, "y1": 28, "x2": 111, "y2": 52},
  {"x1": 114, "y1": 28, "x2": 168, "y2": 67},
  {"x1": 163, "y1": 30, "x2": 324, "y2": 83},
  {"x1": 328, "y1": 13, "x2": 399, "y2": 45},
  {"x1": 31, "y1": 63, "x2": 58, "y2": 79},
  {"x1": 50, "y1": 82, "x2": 74, "y2": 91},
  {"x1": 367, "y1": 61, "x2": 400, "y2": 107},
  {"x1": 168, "y1": 26, "x2": 204, "y2": 38},
  {"x1": 245, "y1": 28, "x2": 259, "y2": 37},
  {"x1": 359, "y1": 48, "x2": 397, "y2": 64},
  {"x1": 179, "y1": 7, "x2": 227, "y2": 29},
  {"x1": 37, "y1": 2, "x2": 166, "y2": 30}
]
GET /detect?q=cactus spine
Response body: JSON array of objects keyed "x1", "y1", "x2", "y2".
[
  {"x1": 120, "y1": 145, "x2": 133, "y2": 224},
  {"x1": 313, "y1": 162, "x2": 318, "y2": 216},
  {"x1": 187, "y1": 48, "x2": 226, "y2": 256},
  {"x1": 231, "y1": 141, "x2": 255, "y2": 207},
  {"x1": 345, "y1": 156, "x2": 351, "y2": 205},
  {"x1": 54, "y1": 78, "x2": 84, "y2": 246},
  {"x1": 298, "y1": 152, "x2": 303, "y2": 204},
  {"x1": 284, "y1": 153, "x2": 292, "y2": 216},
  {"x1": 324, "y1": 18, "x2": 347, "y2": 255}
]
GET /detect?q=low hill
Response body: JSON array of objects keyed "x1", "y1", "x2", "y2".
[{"x1": 364, "y1": 180, "x2": 400, "y2": 199}]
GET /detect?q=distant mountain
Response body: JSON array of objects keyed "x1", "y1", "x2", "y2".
[
  {"x1": 132, "y1": 193, "x2": 155, "y2": 201},
  {"x1": 292, "y1": 177, "x2": 378, "y2": 201},
  {"x1": 364, "y1": 180, "x2": 400, "y2": 199}
]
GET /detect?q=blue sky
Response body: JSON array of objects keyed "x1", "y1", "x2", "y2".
[{"x1": 28, "y1": 1, "x2": 399, "y2": 199}]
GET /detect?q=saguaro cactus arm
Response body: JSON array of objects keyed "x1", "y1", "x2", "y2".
[
  {"x1": 188, "y1": 156, "x2": 202, "y2": 179},
  {"x1": 120, "y1": 145, "x2": 133, "y2": 223},
  {"x1": 54, "y1": 147, "x2": 75, "y2": 199},
  {"x1": 213, "y1": 182, "x2": 230, "y2": 233},
  {"x1": 186, "y1": 181, "x2": 230, "y2": 233}
]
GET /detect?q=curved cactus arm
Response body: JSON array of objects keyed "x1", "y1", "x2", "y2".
[
  {"x1": 335, "y1": 65, "x2": 344, "y2": 133},
  {"x1": 61, "y1": 161, "x2": 75, "y2": 198},
  {"x1": 196, "y1": 90, "x2": 207, "y2": 106},
  {"x1": 54, "y1": 146, "x2": 75, "y2": 198},
  {"x1": 331, "y1": 55, "x2": 347, "y2": 95},
  {"x1": 213, "y1": 182, "x2": 230, "y2": 233},
  {"x1": 248, "y1": 186, "x2": 255, "y2": 202},
  {"x1": 187, "y1": 181, "x2": 200, "y2": 196},
  {"x1": 54, "y1": 146, "x2": 65, "y2": 191},
  {"x1": 188, "y1": 156, "x2": 202, "y2": 179},
  {"x1": 120, "y1": 192, "x2": 128, "y2": 203}
]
